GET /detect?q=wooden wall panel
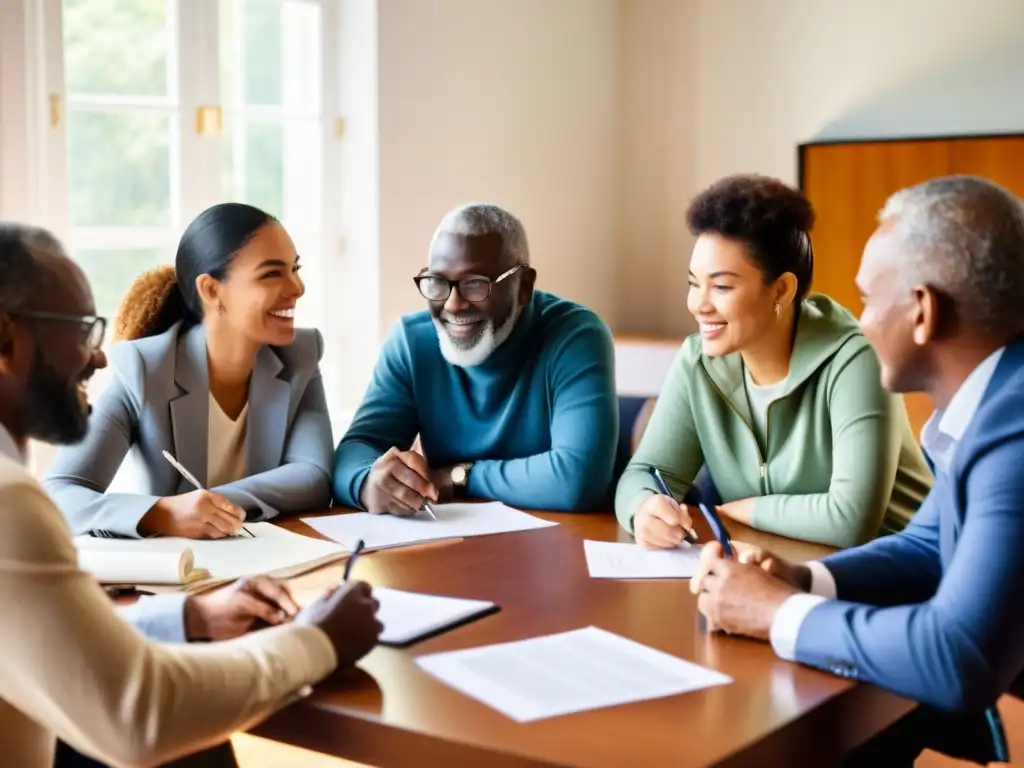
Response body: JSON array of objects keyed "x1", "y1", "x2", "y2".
[
  {"x1": 801, "y1": 140, "x2": 953, "y2": 317},
  {"x1": 949, "y1": 136, "x2": 1024, "y2": 195},
  {"x1": 801, "y1": 139, "x2": 960, "y2": 434}
]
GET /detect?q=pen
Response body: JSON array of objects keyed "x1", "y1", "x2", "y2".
[
  {"x1": 647, "y1": 467, "x2": 699, "y2": 544},
  {"x1": 694, "y1": 501, "x2": 734, "y2": 558},
  {"x1": 160, "y1": 450, "x2": 254, "y2": 538},
  {"x1": 421, "y1": 498, "x2": 438, "y2": 521},
  {"x1": 343, "y1": 539, "x2": 366, "y2": 581}
]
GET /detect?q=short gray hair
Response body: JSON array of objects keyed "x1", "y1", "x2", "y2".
[
  {"x1": 430, "y1": 203, "x2": 530, "y2": 265},
  {"x1": 0, "y1": 223, "x2": 60, "y2": 312},
  {"x1": 878, "y1": 175, "x2": 1024, "y2": 332}
]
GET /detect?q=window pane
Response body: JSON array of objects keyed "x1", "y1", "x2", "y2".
[
  {"x1": 71, "y1": 248, "x2": 170, "y2": 325},
  {"x1": 223, "y1": 119, "x2": 283, "y2": 216},
  {"x1": 220, "y1": 0, "x2": 321, "y2": 111},
  {"x1": 222, "y1": 118, "x2": 321, "y2": 230},
  {"x1": 221, "y1": 0, "x2": 281, "y2": 106},
  {"x1": 68, "y1": 110, "x2": 174, "y2": 227},
  {"x1": 63, "y1": 0, "x2": 172, "y2": 97}
]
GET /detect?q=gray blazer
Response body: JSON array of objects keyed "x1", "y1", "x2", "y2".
[{"x1": 45, "y1": 321, "x2": 334, "y2": 537}]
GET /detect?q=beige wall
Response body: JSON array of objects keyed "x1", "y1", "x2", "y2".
[
  {"x1": 617, "y1": 0, "x2": 697, "y2": 336},
  {"x1": 376, "y1": 0, "x2": 621, "y2": 337}
]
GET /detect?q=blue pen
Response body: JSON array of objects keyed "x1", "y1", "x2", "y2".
[
  {"x1": 647, "y1": 467, "x2": 699, "y2": 544},
  {"x1": 343, "y1": 539, "x2": 366, "y2": 581},
  {"x1": 694, "y1": 501, "x2": 734, "y2": 558}
]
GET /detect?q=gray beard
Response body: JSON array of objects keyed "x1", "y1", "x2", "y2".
[{"x1": 434, "y1": 298, "x2": 521, "y2": 367}]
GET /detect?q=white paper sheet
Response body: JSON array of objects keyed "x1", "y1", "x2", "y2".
[
  {"x1": 301, "y1": 502, "x2": 557, "y2": 550},
  {"x1": 583, "y1": 540, "x2": 702, "y2": 579},
  {"x1": 416, "y1": 626, "x2": 732, "y2": 722},
  {"x1": 74, "y1": 523, "x2": 349, "y2": 584},
  {"x1": 292, "y1": 586, "x2": 498, "y2": 646},
  {"x1": 374, "y1": 587, "x2": 497, "y2": 645}
]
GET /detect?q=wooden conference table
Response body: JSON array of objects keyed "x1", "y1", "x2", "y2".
[{"x1": 243, "y1": 507, "x2": 916, "y2": 767}]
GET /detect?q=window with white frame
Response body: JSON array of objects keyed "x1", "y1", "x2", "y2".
[
  {"x1": 57, "y1": 0, "x2": 331, "y2": 333},
  {"x1": 2, "y1": 0, "x2": 360, "y2": 475}
]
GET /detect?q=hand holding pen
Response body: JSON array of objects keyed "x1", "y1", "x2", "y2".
[
  {"x1": 145, "y1": 451, "x2": 254, "y2": 539},
  {"x1": 632, "y1": 467, "x2": 700, "y2": 550}
]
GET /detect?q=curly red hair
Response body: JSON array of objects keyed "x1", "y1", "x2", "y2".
[{"x1": 113, "y1": 265, "x2": 181, "y2": 341}]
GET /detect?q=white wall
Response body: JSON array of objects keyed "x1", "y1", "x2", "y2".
[
  {"x1": 330, "y1": 0, "x2": 381, "y2": 417},
  {"x1": 375, "y1": 0, "x2": 621, "y2": 336},
  {"x1": 693, "y1": 0, "x2": 1024, "y2": 188}
]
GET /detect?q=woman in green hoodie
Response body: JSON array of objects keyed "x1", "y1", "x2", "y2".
[{"x1": 616, "y1": 174, "x2": 933, "y2": 548}]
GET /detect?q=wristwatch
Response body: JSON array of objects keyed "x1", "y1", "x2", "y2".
[{"x1": 450, "y1": 462, "x2": 473, "y2": 494}]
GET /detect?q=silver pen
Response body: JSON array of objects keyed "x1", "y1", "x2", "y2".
[
  {"x1": 421, "y1": 498, "x2": 438, "y2": 521},
  {"x1": 161, "y1": 450, "x2": 254, "y2": 538}
]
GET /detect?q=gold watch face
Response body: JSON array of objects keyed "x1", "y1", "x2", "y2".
[{"x1": 451, "y1": 465, "x2": 467, "y2": 485}]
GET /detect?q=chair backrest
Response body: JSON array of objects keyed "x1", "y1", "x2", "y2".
[{"x1": 613, "y1": 395, "x2": 657, "y2": 480}]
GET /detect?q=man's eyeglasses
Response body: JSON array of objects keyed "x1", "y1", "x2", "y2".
[
  {"x1": 15, "y1": 311, "x2": 107, "y2": 350},
  {"x1": 413, "y1": 264, "x2": 526, "y2": 303}
]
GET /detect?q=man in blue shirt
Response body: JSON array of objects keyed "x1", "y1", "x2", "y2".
[
  {"x1": 333, "y1": 203, "x2": 618, "y2": 514},
  {"x1": 689, "y1": 175, "x2": 1024, "y2": 765}
]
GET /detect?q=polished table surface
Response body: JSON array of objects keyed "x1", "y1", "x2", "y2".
[{"x1": 252, "y1": 508, "x2": 915, "y2": 767}]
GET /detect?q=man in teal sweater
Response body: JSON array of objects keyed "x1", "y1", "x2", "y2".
[{"x1": 333, "y1": 203, "x2": 618, "y2": 513}]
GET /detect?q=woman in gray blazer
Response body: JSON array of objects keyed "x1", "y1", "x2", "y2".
[{"x1": 45, "y1": 202, "x2": 333, "y2": 539}]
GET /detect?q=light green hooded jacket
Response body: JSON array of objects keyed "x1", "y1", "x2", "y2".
[{"x1": 615, "y1": 294, "x2": 933, "y2": 548}]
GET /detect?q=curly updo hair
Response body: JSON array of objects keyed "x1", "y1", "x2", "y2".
[
  {"x1": 686, "y1": 174, "x2": 816, "y2": 302},
  {"x1": 113, "y1": 202, "x2": 277, "y2": 342}
]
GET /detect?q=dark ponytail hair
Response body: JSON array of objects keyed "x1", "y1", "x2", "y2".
[
  {"x1": 113, "y1": 203, "x2": 276, "y2": 341},
  {"x1": 685, "y1": 174, "x2": 816, "y2": 302}
]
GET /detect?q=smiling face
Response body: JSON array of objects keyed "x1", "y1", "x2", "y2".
[
  {"x1": 856, "y1": 223, "x2": 929, "y2": 393},
  {"x1": 19, "y1": 248, "x2": 107, "y2": 444},
  {"x1": 424, "y1": 231, "x2": 534, "y2": 367},
  {"x1": 197, "y1": 221, "x2": 305, "y2": 347},
  {"x1": 686, "y1": 233, "x2": 789, "y2": 357}
]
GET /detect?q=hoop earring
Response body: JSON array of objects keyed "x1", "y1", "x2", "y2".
[
  {"x1": 217, "y1": 303, "x2": 225, "y2": 316},
  {"x1": 774, "y1": 302, "x2": 782, "y2": 319}
]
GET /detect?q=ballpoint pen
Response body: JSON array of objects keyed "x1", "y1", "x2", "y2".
[
  {"x1": 343, "y1": 539, "x2": 366, "y2": 581},
  {"x1": 421, "y1": 498, "x2": 438, "y2": 521},
  {"x1": 694, "y1": 500, "x2": 734, "y2": 558},
  {"x1": 647, "y1": 466, "x2": 700, "y2": 544},
  {"x1": 161, "y1": 450, "x2": 254, "y2": 538}
]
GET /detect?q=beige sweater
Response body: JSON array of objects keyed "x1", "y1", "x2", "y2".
[{"x1": 0, "y1": 454, "x2": 338, "y2": 768}]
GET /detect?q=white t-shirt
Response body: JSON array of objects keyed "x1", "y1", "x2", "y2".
[
  {"x1": 207, "y1": 395, "x2": 248, "y2": 488},
  {"x1": 743, "y1": 365, "x2": 787, "y2": 455}
]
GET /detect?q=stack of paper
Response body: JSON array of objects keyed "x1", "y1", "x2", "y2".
[
  {"x1": 416, "y1": 626, "x2": 732, "y2": 722},
  {"x1": 302, "y1": 502, "x2": 557, "y2": 550},
  {"x1": 583, "y1": 540, "x2": 702, "y2": 579},
  {"x1": 74, "y1": 523, "x2": 350, "y2": 592}
]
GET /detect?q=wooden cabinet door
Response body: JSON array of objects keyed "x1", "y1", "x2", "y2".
[
  {"x1": 800, "y1": 139, "x2": 955, "y2": 436},
  {"x1": 949, "y1": 136, "x2": 1024, "y2": 195}
]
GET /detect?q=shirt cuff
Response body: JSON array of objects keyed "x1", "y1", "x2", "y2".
[
  {"x1": 807, "y1": 561, "x2": 837, "y2": 598},
  {"x1": 770, "y1": 592, "x2": 828, "y2": 661},
  {"x1": 118, "y1": 593, "x2": 189, "y2": 643}
]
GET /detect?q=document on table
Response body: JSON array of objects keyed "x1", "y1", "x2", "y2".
[
  {"x1": 301, "y1": 501, "x2": 557, "y2": 550},
  {"x1": 416, "y1": 626, "x2": 732, "y2": 722},
  {"x1": 295, "y1": 586, "x2": 499, "y2": 647},
  {"x1": 583, "y1": 540, "x2": 702, "y2": 579}
]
